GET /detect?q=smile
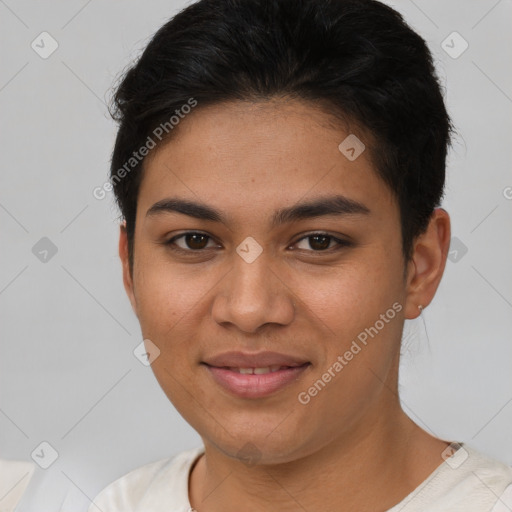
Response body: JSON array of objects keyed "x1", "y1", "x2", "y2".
[
  {"x1": 203, "y1": 362, "x2": 311, "y2": 399},
  {"x1": 227, "y1": 365, "x2": 292, "y2": 374}
]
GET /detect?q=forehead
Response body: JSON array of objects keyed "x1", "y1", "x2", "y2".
[{"x1": 137, "y1": 99, "x2": 396, "y2": 226}]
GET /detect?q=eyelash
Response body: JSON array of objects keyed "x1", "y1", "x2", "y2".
[{"x1": 163, "y1": 231, "x2": 352, "y2": 255}]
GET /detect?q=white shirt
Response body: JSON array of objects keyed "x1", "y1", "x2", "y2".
[
  {"x1": 88, "y1": 443, "x2": 512, "y2": 512},
  {"x1": 0, "y1": 459, "x2": 35, "y2": 512}
]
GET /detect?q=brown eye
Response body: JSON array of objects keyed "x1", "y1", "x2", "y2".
[
  {"x1": 166, "y1": 232, "x2": 217, "y2": 251},
  {"x1": 307, "y1": 234, "x2": 331, "y2": 250},
  {"x1": 183, "y1": 233, "x2": 209, "y2": 250},
  {"x1": 294, "y1": 233, "x2": 352, "y2": 252}
]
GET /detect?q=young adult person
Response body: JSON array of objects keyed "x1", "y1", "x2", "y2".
[{"x1": 90, "y1": 0, "x2": 512, "y2": 510}]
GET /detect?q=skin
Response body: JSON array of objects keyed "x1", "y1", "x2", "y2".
[{"x1": 119, "y1": 98, "x2": 452, "y2": 512}]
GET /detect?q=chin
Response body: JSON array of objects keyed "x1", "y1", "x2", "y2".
[{"x1": 200, "y1": 420, "x2": 317, "y2": 466}]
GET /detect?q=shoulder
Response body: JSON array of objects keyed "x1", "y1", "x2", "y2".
[
  {"x1": 452, "y1": 444, "x2": 512, "y2": 492},
  {"x1": 392, "y1": 443, "x2": 512, "y2": 512},
  {"x1": 88, "y1": 445, "x2": 204, "y2": 512},
  {"x1": 461, "y1": 445, "x2": 512, "y2": 510}
]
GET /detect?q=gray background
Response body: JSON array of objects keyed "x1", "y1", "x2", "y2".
[{"x1": 1, "y1": 0, "x2": 511, "y2": 510}]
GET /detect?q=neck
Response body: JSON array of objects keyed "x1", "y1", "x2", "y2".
[{"x1": 189, "y1": 401, "x2": 449, "y2": 512}]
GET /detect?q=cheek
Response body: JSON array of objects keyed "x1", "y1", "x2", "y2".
[
  {"x1": 289, "y1": 256, "x2": 404, "y2": 340},
  {"x1": 131, "y1": 256, "x2": 222, "y2": 392},
  {"x1": 133, "y1": 254, "x2": 216, "y2": 335},
  {"x1": 133, "y1": 262, "x2": 206, "y2": 407},
  {"x1": 288, "y1": 252, "x2": 405, "y2": 395}
]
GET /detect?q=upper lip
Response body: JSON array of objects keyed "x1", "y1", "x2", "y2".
[{"x1": 202, "y1": 351, "x2": 310, "y2": 368}]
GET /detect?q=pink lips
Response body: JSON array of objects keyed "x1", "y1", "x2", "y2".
[{"x1": 202, "y1": 351, "x2": 311, "y2": 399}]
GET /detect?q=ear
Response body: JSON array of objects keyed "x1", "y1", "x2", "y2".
[
  {"x1": 119, "y1": 222, "x2": 138, "y2": 316},
  {"x1": 403, "y1": 208, "x2": 451, "y2": 319}
]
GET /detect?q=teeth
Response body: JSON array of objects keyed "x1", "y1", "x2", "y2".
[
  {"x1": 230, "y1": 366, "x2": 286, "y2": 374},
  {"x1": 254, "y1": 367, "x2": 271, "y2": 374}
]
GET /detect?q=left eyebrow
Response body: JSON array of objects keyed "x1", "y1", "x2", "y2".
[
  {"x1": 271, "y1": 195, "x2": 371, "y2": 226},
  {"x1": 145, "y1": 194, "x2": 371, "y2": 226}
]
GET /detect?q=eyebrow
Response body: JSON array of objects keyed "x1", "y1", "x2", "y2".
[{"x1": 146, "y1": 194, "x2": 371, "y2": 226}]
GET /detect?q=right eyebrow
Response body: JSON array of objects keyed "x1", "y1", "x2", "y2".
[{"x1": 145, "y1": 194, "x2": 371, "y2": 226}]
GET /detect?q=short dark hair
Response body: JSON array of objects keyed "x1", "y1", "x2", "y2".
[{"x1": 109, "y1": 0, "x2": 453, "y2": 272}]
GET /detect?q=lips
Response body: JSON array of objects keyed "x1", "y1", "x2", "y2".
[
  {"x1": 203, "y1": 350, "x2": 309, "y2": 369},
  {"x1": 202, "y1": 351, "x2": 311, "y2": 398},
  {"x1": 227, "y1": 365, "x2": 292, "y2": 374}
]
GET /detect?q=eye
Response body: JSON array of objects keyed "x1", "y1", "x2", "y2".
[
  {"x1": 292, "y1": 232, "x2": 352, "y2": 252},
  {"x1": 163, "y1": 231, "x2": 352, "y2": 255},
  {"x1": 165, "y1": 232, "x2": 220, "y2": 252}
]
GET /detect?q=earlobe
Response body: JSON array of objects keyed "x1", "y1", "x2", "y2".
[
  {"x1": 119, "y1": 222, "x2": 138, "y2": 316},
  {"x1": 403, "y1": 208, "x2": 451, "y2": 319}
]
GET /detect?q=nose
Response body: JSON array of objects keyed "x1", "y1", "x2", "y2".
[{"x1": 211, "y1": 250, "x2": 295, "y2": 334}]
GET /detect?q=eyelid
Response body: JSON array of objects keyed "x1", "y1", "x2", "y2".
[
  {"x1": 291, "y1": 231, "x2": 353, "y2": 251},
  {"x1": 164, "y1": 230, "x2": 352, "y2": 253},
  {"x1": 165, "y1": 231, "x2": 220, "y2": 250}
]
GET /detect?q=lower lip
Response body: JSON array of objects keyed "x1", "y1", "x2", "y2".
[{"x1": 204, "y1": 364, "x2": 310, "y2": 399}]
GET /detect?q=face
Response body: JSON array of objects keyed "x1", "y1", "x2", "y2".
[{"x1": 122, "y1": 99, "x2": 417, "y2": 464}]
